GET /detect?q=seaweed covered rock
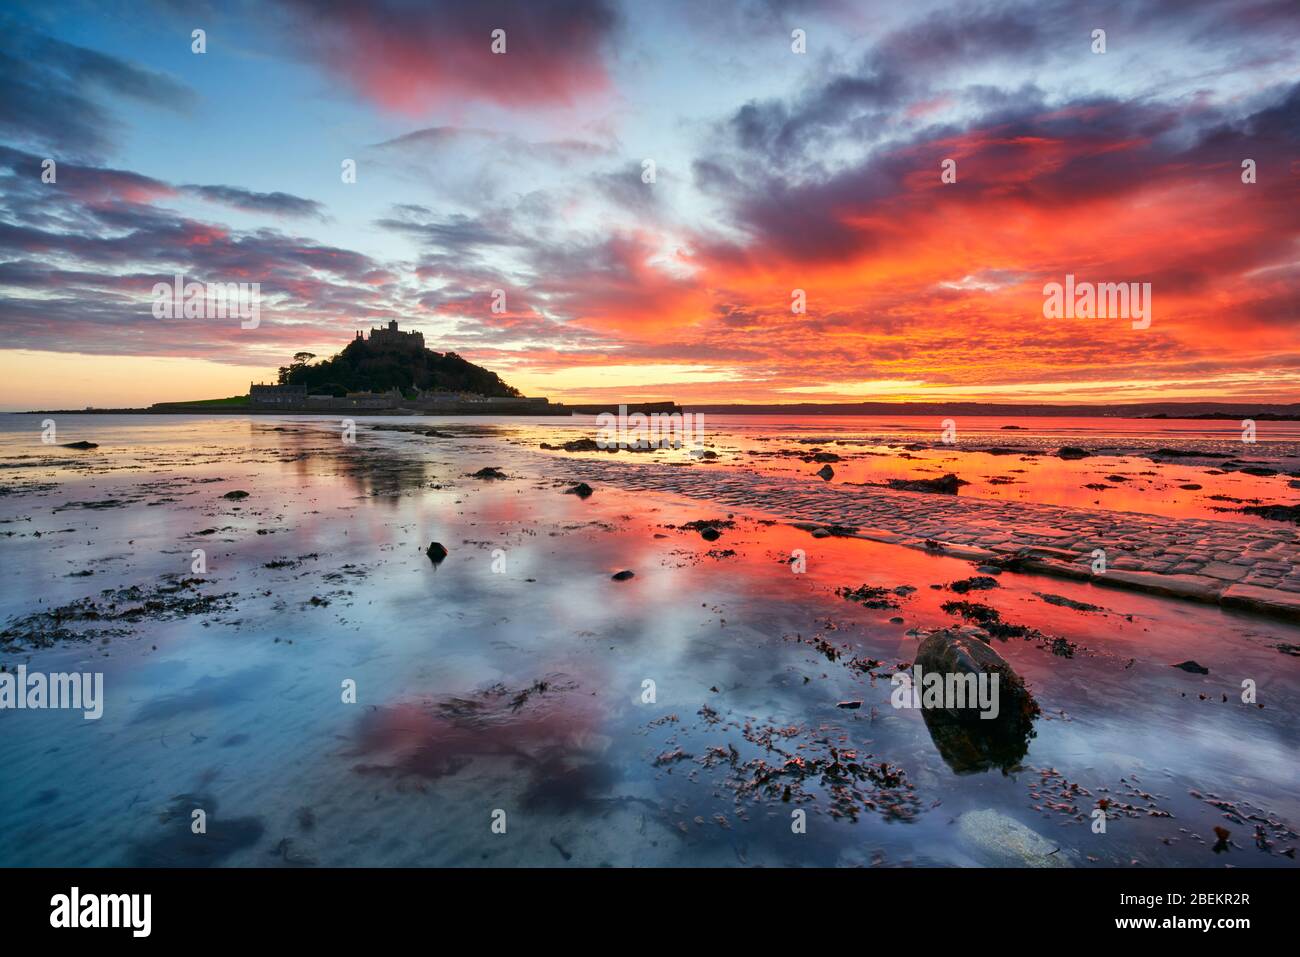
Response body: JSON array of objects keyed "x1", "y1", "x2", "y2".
[{"x1": 911, "y1": 628, "x2": 1040, "y2": 774}]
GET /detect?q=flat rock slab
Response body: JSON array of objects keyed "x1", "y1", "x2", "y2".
[
  {"x1": 956, "y1": 809, "x2": 1074, "y2": 868},
  {"x1": 1199, "y1": 561, "x2": 1251, "y2": 582},
  {"x1": 1222, "y1": 583, "x2": 1300, "y2": 621}
]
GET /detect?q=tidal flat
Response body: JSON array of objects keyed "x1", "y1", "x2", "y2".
[{"x1": 1, "y1": 414, "x2": 1297, "y2": 867}]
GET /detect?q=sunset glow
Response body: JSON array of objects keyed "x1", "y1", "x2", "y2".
[{"x1": 0, "y1": 1, "x2": 1296, "y2": 408}]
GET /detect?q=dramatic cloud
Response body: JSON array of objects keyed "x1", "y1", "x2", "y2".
[
  {"x1": 0, "y1": 0, "x2": 1297, "y2": 404},
  {"x1": 0, "y1": 28, "x2": 194, "y2": 159},
  {"x1": 0, "y1": 148, "x2": 388, "y2": 362},
  {"x1": 275, "y1": 0, "x2": 619, "y2": 113}
]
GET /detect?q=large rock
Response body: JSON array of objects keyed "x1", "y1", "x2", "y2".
[{"x1": 913, "y1": 629, "x2": 1040, "y2": 774}]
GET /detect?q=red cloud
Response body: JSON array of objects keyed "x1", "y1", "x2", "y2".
[{"x1": 280, "y1": 0, "x2": 616, "y2": 114}]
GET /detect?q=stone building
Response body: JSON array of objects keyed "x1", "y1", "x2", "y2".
[
  {"x1": 249, "y1": 383, "x2": 307, "y2": 406},
  {"x1": 356, "y1": 320, "x2": 424, "y2": 351}
]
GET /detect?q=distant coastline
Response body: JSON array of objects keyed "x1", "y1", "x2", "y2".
[
  {"x1": 14, "y1": 400, "x2": 683, "y2": 417},
  {"x1": 14, "y1": 400, "x2": 1300, "y2": 419},
  {"x1": 680, "y1": 401, "x2": 1300, "y2": 419}
]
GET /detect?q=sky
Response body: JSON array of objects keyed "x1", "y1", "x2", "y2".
[{"x1": 0, "y1": 0, "x2": 1297, "y2": 410}]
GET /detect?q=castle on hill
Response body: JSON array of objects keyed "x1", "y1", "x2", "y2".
[
  {"x1": 244, "y1": 320, "x2": 561, "y2": 414},
  {"x1": 357, "y1": 319, "x2": 424, "y2": 351}
]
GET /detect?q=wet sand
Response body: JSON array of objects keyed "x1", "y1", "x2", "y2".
[{"x1": 0, "y1": 414, "x2": 1297, "y2": 867}]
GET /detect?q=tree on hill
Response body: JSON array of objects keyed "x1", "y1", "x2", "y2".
[{"x1": 276, "y1": 338, "x2": 522, "y2": 397}]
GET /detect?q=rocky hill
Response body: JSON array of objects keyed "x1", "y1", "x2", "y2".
[{"x1": 277, "y1": 338, "x2": 521, "y2": 398}]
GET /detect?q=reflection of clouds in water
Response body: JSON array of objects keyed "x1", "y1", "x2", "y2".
[
  {"x1": 131, "y1": 665, "x2": 279, "y2": 723},
  {"x1": 348, "y1": 676, "x2": 624, "y2": 817}
]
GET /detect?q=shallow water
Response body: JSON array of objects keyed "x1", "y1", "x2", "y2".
[{"x1": 0, "y1": 414, "x2": 1297, "y2": 867}]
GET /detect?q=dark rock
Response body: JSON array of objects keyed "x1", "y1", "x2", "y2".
[
  {"x1": 700, "y1": 527, "x2": 721, "y2": 541},
  {"x1": 611, "y1": 570, "x2": 635, "y2": 581},
  {"x1": 61, "y1": 441, "x2": 99, "y2": 450},
  {"x1": 564, "y1": 482, "x2": 594, "y2": 498},
  {"x1": 1056, "y1": 447, "x2": 1090, "y2": 459},
  {"x1": 949, "y1": 576, "x2": 1000, "y2": 594},
  {"x1": 1035, "y1": 593, "x2": 1103, "y2": 612},
  {"x1": 886, "y1": 473, "x2": 968, "y2": 494},
  {"x1": 837, "y1": 700, "x2": 862, "y2": 709},
  {"x1": 1240, "y1": 503, "x2": 1300, "y2": 523},
  {"x1": 222, "y1": 490, "x2": 249, "y2": 500},
  {"x1": 816, "y1": 464, "x2": 835, "y2": 480},
  {"x1": 541, "y1": 437, "x2": 600, "y2": 452},
  {"x1": 470, "y1": 467, "x2": 507, "y2": 479},
  {"x1": 426, "y1": 542, "x2": 448, "y2": 564},
  {"x1": 1172, "y1": 660, "x2": 1209, "y2": 674},
  {"x1": 811, "y1": 452, "x2": 841, "y2": 462},
  {"x1": 914, "y1": 629, "x2": 1040, "y2": 775}
]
